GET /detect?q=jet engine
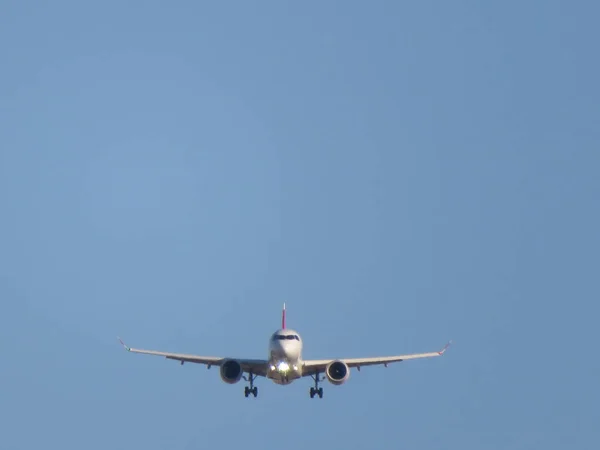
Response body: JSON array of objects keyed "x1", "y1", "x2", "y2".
[
  {"x1": 325, "y1": 360, "x2": 350, "y2": 385},
  {"x1": 219, "y1": 359, "x2": 243, "y2": 384}
]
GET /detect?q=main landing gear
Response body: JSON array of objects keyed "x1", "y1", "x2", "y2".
[
  {"x1": 243, "y1": 373, "x2": 258, "y2": 398},
  {"x1": 310, "y1": 372, "x2": 324, "y2": 399}
]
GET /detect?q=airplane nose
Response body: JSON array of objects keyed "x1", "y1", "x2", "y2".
[
  {"x1": 272, "y1": 340, "x2": 295, "y2": 357},
  {"x1": 271, "y1": 340, "x2": 285, "y2": 354},
  {"x1": 281, "y1": 341, "x2": 298, "y2": 355}
]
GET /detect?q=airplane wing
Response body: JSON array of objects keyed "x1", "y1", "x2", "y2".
[
  {"x1": 118, "y1": 338, "x2": 269, "y2": 377},
  {"x1": 301, "y1": 341, "x2": 452, "y2": 377}
]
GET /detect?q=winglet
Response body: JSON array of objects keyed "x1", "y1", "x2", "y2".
[
  {"x1": 282, "y1": 303, "x2": 286, "y2": 329},
  {"x1": 438, "y1": 340, "x2": 452, "y2": 355},
  {"x1": 117, "y1": 336, "x2": 131, "y2": 351}
]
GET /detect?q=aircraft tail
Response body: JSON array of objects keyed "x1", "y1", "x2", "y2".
[{"x1": 282, "y1": 303, "x2": 286, "y2": 329}]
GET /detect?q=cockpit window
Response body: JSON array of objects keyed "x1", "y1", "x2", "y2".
[{"x1": 272, "y1": 334, "x2": 300, "y2": 341}]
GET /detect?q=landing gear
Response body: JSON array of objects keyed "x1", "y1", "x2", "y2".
[
  {"x1": 243, "y1": 373, "x2": 258, "y2": 398},
  {"x1": 309, "y1": 387, "x2": 323, "y2": 398},
  {"x1": 244, "y1": 386, "x2": 258, "y2": 397},
  {"x1": 309, "y1": 372, "x2": 324, "y2": 398}
]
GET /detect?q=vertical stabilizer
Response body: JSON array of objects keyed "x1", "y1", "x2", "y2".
[{"x1": 282, "y1": 303, "x2": 286, "y2": 329}]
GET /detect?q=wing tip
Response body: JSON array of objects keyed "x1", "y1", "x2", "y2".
[
  {"x1": 438, "y1": 340, "x2": 453, "y2": 355},
  {"x1": 117, "y1": 336, "x2": 131, "y2": 351}
]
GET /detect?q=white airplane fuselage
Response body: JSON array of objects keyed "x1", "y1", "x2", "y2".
[{"x1": 266, "y1": 328, "x2": 303, "y2": 385}]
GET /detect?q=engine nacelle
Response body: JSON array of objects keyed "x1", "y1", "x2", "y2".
[
  {"x1": 219, "y1": 359, "x2": 243, "y2": 384},
  {"x1": 325, "y1": 360, "x2": 350, "y2": 385}
]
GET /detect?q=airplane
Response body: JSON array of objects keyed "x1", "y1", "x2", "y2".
[{"x1": 118, "y1": 304, "x2": 451, "y2": 398}]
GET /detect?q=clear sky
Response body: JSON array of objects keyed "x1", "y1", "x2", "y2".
[{"x1": 1, "y1": 1, "x2": 599, "y2": 449}]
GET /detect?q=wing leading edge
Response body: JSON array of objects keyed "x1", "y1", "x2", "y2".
[
  {"x1": 301, "y1": 341, "x2": 452, "y2": 376},
  {"x1": 117, "y1": 338, "x2": 269, "y2": 376}
]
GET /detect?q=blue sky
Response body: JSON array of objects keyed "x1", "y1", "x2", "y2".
[{"x1": 1, "y1": 1, "x2": 599, "y2": 449}]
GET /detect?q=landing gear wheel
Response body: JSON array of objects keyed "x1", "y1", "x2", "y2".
[
  {"x1": 243, "y1": 373, "x2": 258, "y2": 398},
  {"x1": 310, "y1": 373, "x2": 324, "y2": 399}
]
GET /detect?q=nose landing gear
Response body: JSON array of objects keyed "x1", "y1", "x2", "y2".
[
  {"x1": 243, "y1": 373, "x2": 258, "y2": 398},
  {"x1": 309, "y1": 372, "x2": 324, "y2": 398}
]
